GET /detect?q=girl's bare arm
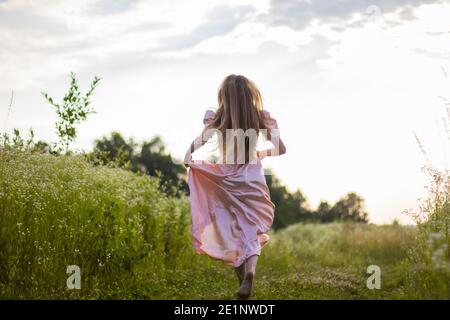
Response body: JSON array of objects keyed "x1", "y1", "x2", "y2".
[
  {"x1": 259, "y1": 112, "x2": 287, "y2": 159},
  {"x1": 184, "y1": 128, "x2": 215, "y2": 166},
  {"x1": 258, "y1": 131, "x2": 286, "y2": 159}
]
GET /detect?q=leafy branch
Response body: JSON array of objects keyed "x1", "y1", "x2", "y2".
[{"x1": 42, "y1": 72, "x2": 101, "y2": 153}]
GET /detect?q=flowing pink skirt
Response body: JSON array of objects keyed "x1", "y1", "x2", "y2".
[{"x1": 187, "y1": 159, "x2": 275, "y2": 267}]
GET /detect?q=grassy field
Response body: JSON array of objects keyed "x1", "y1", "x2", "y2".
[{"x1": 0, "y1": 149, "x2": 448, "y2": 299}]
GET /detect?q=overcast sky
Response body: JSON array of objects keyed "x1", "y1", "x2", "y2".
[{"x1": 1, "y1": 0, "x2": 450, "y2": 224}]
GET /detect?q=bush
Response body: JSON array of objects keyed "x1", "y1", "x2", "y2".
[{"x1": 0, "y1": 148, "x2": 191, "y2": 299}]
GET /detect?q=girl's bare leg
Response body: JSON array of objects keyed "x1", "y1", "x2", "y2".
[
  {"x1": 238, "y1": 254, "x2": 259, "y2": 299},
  {"x1": 234, "y1": 262, "x2": 245, "y2": 285}
]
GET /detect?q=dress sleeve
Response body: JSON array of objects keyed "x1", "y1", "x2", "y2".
[
  {"x1": 203, "y1": 109, "x2": 216, "y2": 126},
  {"x1": 262, "y1": 110, "x2": 278, "y2": 129}
]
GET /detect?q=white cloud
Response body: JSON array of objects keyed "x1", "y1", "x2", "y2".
[{"x1": 265, "y1": 0, "x2": 444, "y2": 30}]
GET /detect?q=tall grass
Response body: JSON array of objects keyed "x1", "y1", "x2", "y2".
[
  {"x1": 405, "y1": 163, "x2": 450, "y2": 299},
  {"x1": 257, "y1": 223, "x2": 418, "y2": 299},
  {"x1": 0, "y1": 148, "x2": 193, "y2": 299},
  {"x1": 404, "y1": 99, "x2": 450, "y2": 299},
  {"x1": 0, "y1": 147, "x2": 446, "y2": 299}
]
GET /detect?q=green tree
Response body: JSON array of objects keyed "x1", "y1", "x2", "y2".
[
  {"x1": 93, "y1": 131, "x2": 136, "y2": 168},
  {"x1": 42, "y1": 72, "x2": 101, "y2": 153},
  {"x1": 138, "y1": 136, "x2": 187, "y2": 195},
  {"x1": 316, "y1": 200, "x2": 333, "y2": 223},
  {"x1": 266, "y1": 174, "x2": 312, "y2": 230},
  {"x1": 91, "y1": 132, "x2": 187, "y2": 196},
  {"x1": 330, "y1": 192, "x2": 369, "y2": 223}
]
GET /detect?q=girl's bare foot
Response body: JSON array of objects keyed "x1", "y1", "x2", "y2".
[{"x1": 237, "y1": 272, "x2": 254, "y2": 299}]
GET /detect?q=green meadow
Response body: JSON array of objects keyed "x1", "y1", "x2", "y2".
[{"x1": 0, "y1": 148, "x2": 448, "y2": 299}]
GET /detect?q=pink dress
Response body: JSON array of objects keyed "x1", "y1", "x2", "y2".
[{"x1": 187, "y1": 109, "x2": 276, "y2": 268}]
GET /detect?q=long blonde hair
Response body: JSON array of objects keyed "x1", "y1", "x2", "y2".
[{"x1": 204, "y1": 74, "x2": 268, "y2": 164}]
